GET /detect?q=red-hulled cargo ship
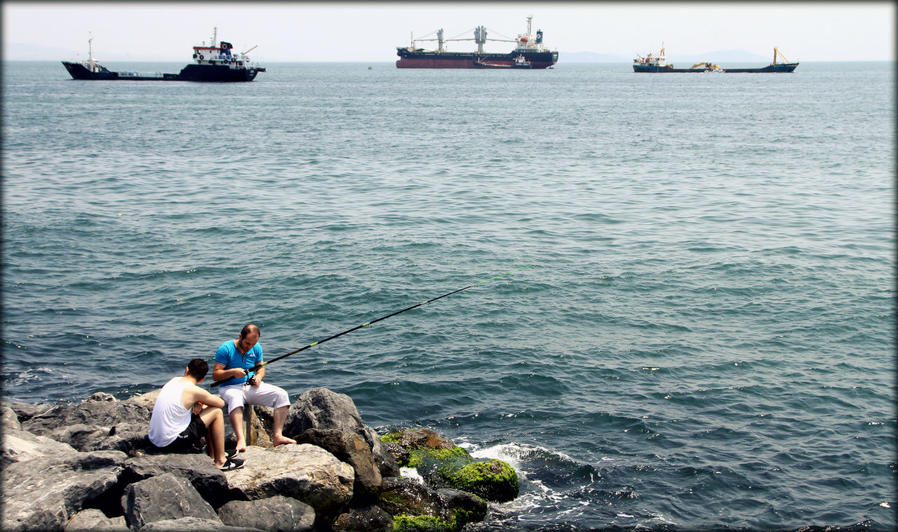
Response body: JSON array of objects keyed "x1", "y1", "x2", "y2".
[{"x1": 396, "y1": 16, "x2": 558, "y2": 69}]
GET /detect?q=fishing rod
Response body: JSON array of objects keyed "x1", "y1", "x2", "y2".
[{"x1": 211, "y1": 265, "x2": 531, "y2": 387}]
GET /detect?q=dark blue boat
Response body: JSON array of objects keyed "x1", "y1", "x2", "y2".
[{"x1": 62, "y1": 29, "x2": 265, "y2": 82}]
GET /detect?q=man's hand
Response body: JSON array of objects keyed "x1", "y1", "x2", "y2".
[{"x1": 192, "y1": 403, "x2": 204, "y2": 415}]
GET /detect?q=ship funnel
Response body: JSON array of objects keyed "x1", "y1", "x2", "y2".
[{"x1": 536, "y1": 29, "x2": 543, "y2": 44}]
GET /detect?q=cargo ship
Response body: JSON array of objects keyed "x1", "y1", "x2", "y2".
[
  {"x1": 396, "y1": 16, "x2": 558, "y2": 69},
  {"x1": 62, "y1": 29, "x2": 265, "y2": 82},
  {"x1": 633, "y1": 45, "x2": 798, "y2": 73}
]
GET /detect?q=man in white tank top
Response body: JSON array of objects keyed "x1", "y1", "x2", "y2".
[{"x1": 148, "y1": 358, "x2": 243, "y2": 471}]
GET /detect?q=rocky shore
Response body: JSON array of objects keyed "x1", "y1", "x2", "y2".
[{"x1": 1, "y1": 387, "x2": 519, "y2": 531}]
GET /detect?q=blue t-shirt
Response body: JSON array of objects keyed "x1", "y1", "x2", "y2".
[{"x1": 215, "y1": 340, "x2": 263, "y2": 387}]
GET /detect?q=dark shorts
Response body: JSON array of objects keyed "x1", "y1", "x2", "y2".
[{"x1": 154, "y1": 413, "x2": 207, "y2": 454}]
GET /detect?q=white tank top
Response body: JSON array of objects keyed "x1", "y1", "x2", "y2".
[{"x1": 148, "y1": 377, "x2": 192, "y2": 447}]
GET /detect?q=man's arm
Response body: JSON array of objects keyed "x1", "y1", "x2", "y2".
[
  {"x1": 212, "y1": 361, "x2": 247, "y2": 383},
  {"x1": 186, "y1": 385, "x2": 225, "y2": 409}
]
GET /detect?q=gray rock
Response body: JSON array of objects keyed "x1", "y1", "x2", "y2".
[
  {"x1": 286, "y1": 388, "x2": 399, "y2": 478},
  {"x1": 23, "y1": 396, "x2": 151, "y2": 434},
  {"x1": 285, "y1": 388, "x2": 365, "y2": 436},
  {"x1": 22, "y1": 397, "x2": 152, "y2": 455},
  {"x1": 378, "y1": 477, "x2": 487, "y2": 527},
  {"x1": 4, "y1": 399, "x2": 54, "y2": 422},
  {"x1": 64, "y1": 508, "x2": 127, "y2": 531},
  {"x1": 297, "y1": 428, "x2": 382, "y2": 503},
  {"x1": 1, "y1": 450, "x2": 126, "y2": 531},
  {"x1": 378, "y1": 476, "x2": 445, "y2": 518},
  {"x1": 137, "y1": 516, "x2": 261, "y2": 530},
  {"x1": 331, "y1": 505, "x2": 393, "y2": 532},
  {"x1": 435, "y1": 488, "x2": 488, "y2": 527},
  {"x1": 122, "y1": 453, "x2": 232, "y2": 508},
  {"x1": 2, "y1": 426, "x2": 79, "y2": 466},
  {"x1": 225, "y1": 444, "x2": 354, "y2": 522},
  {"x1": 2, "y1": 404, "x2": 21, "y2": 431},
  {"x1": 218, "y1": 495, "x2": 315, "y2": 531},
  {"x1": 123, "y1": 472, "x2": 219, "y2": 529}
]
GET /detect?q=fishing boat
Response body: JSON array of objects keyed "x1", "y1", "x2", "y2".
[
  {"x1": 633, "y1": 45, "x2": 798, "y2": 73},
  {"x1": 396, "y1": 16, "x2": 558, "y2": 69},
  {"x1": 62, "y1": 28, "x2": 265, "y2": 82}
]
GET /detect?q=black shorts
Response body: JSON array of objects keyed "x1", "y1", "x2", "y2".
[{"x1": 156, "y1": 413, "x2": 207, "y2": 454}]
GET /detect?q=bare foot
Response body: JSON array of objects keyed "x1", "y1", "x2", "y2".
[
  {"x1": 235, "y1": 439, "x2": 247, "y2": 453},
  {"x1": 273, "y1": 435, "x2": 296, "y2": 446}
]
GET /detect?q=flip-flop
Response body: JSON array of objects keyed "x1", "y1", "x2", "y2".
[{"x1": 219, "y1": 457, "x2": 244, "y2": 472}]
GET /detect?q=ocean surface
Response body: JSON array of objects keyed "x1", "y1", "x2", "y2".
[{"x1": 2, "y1": 60, "x2": 895, "y2": 530}]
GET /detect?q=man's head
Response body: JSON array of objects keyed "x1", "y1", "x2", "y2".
[
  {"x1": 237, "y1": 323, "x2": 260, "y2": 353},
  {"x1": 185, "y1": 358, "x2": 209, "y2": 382}
]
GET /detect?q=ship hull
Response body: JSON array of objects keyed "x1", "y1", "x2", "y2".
[
  {"x1": 62, "y1": 61, "x2": 261, "y2": 81},
  {"x1": 397, "y1": 49, "x2": 557, "y2": 69},
  {"x1": 633, "y1": 62, "x2": 798, "y2": 73}
]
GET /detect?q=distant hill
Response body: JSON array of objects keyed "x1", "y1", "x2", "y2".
[{"x1": 562, "y1": 49, "x2": 771, "y2": 64}]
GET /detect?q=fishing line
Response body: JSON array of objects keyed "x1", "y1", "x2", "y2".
[{"x1": 211, "y1": 265, "x2": 532, "y2": 387}]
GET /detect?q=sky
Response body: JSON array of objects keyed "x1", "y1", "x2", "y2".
[{"x1": 2, "y1": 2, "x2": 894, "y2": 63}]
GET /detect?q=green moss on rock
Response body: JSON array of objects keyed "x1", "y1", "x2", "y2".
[
  {"x1": 407, "y1": 446, "x2": 470, "y2": 468},
  {"x1": 442, "y1": 459, "x2": 519, "y2": 502},
  {"x1": 392, "y1": 514, "x2": 454, "y2": 532},
  {"x1": 381, "y1": 431, "x2": 402, "y2": 444}
]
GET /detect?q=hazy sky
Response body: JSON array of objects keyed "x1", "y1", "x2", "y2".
[{"x1": 3, "y1": 2, "x2": 894, "y2": 63}]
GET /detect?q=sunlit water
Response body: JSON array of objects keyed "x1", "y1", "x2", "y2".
[{"x1": 2, "y1": 61, "x2": 895, "y2": 530}]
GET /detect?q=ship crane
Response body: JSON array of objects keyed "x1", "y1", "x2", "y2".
[{"x1": 410, "y1": 21, "x2": 544, "y2": 54}]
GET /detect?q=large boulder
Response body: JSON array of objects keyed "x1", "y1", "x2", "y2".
[
  {"x1": 21, "y1": 394, "x2": 152, "y2": 455},
  {"x1": 137, "y1": 516, "x2": 261, "y2": 530},
  {"x1": 4, "y1": 399, "x2": 54, "y2": 423},
  {"x1": 378, "y1": 477, "x2": 487, "y2": 532},
  {"x1": 122, "y1": 472, "x2": 219, "y2": 529},
  {"x1": 64, "y1": 508, "x2": 127, "y2": 531},
  {"x1": 285, "y1": 388, "x2": 399, "y2": 478},
  {"x1": 2, "y1": 426, "x2": 79, "y2": 466},
  {"x1": 122, "y1": 453, "x2": 231, "y2": 508},
  {"x1": 382, "y1": 428, "x2": 519, "y2": 502},
  {"x1": 2, "y1": 403, "x2": 21, "y2": 431},
  {"x1": 218, "y1": 495, "x2": 315, "y2": 531},
  {"x1": 1, "y1": 450, "x2": 126, "y2": 531},
  {"x1": 331, "y1": 505, "x2": 393, "y2": 532},
  {"x1": 297, "y1": 428, "x2": 382, "y2": 503},
  {"x1": 225, "y1": 444, "x2": 354, "y2": 523}
]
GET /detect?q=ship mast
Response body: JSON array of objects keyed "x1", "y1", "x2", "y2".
[
  {"x1": 211, "y1": 27, "x2": 218, "y2": 48},
  {"x1": 86, "y1": 32, "x2": 97, "y2": 72}
]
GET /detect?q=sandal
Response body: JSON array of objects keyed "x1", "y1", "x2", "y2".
[{"x1": 219, "y1": 457, "x2": 244, "y2": 471}]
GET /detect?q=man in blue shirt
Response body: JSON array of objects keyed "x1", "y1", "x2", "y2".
[{"x1": 212, "y1": 323, "x2": 296, "y2": 451}]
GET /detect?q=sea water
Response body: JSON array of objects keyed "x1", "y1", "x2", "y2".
[{"x1": 2, "y1": 61, "x2": 894, "y2": 530}]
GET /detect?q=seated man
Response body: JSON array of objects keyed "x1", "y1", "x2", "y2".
[
  {"x1": 213, "y1": 323, "x2": 296, "y2": 451},
  {"x1": 148, "y1": 358, "x2": 243, "y2": 471}
]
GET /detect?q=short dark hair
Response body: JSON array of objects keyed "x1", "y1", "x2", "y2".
[
  {"x1": 239, "y1": 323, "x2": 260, "y2": 340},
  {"x1": 186, "y1": 358, "x2": 209, "y2": 381}
]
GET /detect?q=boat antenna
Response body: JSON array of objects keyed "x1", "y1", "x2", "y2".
[{"x1": 210, "y1": 266, "x2": 532, "y2": 387}]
